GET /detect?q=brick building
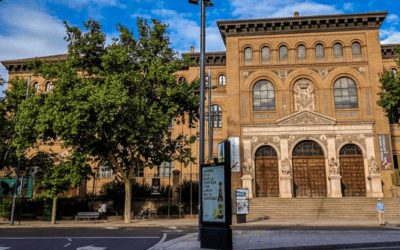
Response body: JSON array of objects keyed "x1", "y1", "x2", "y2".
[{"x1": 1, "y1": 11, "x2": 399, "y2": 198}]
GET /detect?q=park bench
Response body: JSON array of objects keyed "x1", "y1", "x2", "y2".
[{"x1": 75, "y1": 212, "x2": 100, "y2": 223}]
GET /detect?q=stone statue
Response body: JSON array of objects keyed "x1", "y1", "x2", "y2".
[
  {"x1": 281, "y1": 157, "x2": 291, "y2": 175},
  {"x1": 329, "y1": 157, "x2": 340, "y2": 175},
  {"x1": 368, "y1": 156, "x2": 379, "y2": 175},
  {"x1": 243, "y1": 158, "x2": 252, "y2": 176}
]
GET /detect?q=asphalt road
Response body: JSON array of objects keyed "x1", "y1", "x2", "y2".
[
  {"x1": 1, "y1": 226, "x2": 400, "y2": 250},
  {"x1": 0, "y1": 226, "x2": 196, "y2": 250}
]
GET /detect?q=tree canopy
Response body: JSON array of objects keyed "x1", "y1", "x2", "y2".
[
  {"x1": 18, "y1": 18, "x2": 200, "y2": 223},
  {"x1": 377, "y1": 46, "x2": 400, "y2": 123}
]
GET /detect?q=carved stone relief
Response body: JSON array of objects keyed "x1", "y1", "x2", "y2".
[
  {"x1": 293, "y1": 79, "x2": 316, "y2": 112},
  {"x1": 335, "y1": 134, "x2": 367, "y2": 157},
  {"x1": 368, "y1": 156, "x2": 379, "y2": 175},
  {"x1": 329, "y1": 157, "x2": 340, "y2": 176}
]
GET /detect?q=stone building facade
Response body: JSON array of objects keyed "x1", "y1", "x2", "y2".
[{"x1": 1, "y1": 11, "x2": 399, "y2": 198}]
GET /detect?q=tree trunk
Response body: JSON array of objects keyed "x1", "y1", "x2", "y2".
[
  {"x1": 51, "y1": 197, "x2": 57, "y2": 225},
  {"x1": 124, "y1": 180, "x2": 132, "y2": 223}
]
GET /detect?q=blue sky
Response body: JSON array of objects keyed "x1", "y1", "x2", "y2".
[{"x1": 0, "y1": 0, "x2": 399, "y2": 96}]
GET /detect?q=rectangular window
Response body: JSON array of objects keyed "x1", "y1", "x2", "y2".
[{"x1": 158, "y1": 162, "x2": 173, "y2": 177}]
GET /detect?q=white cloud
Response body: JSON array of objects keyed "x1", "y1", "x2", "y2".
[
  {"x1": 368, "y1": 0, "x2": 376, "y2": 7},
  {"x1": 50, "y1": 0, "x2": 126, "y2": 10},
  {"x1": 343, "y1": 3, "x2": 354, "y2": 11},
  {"x1": 381, "y1": 31, "x2": 400, "y2": 44},
  {"x1": 387, "y1": 14, "x2": 399, "y2": 25},
  {"x1": 230, "y1": 0, "x2": 342, "y2": 19},
  {"x1": 0, "y1": 6, "x2": 68, "y2": 97}
]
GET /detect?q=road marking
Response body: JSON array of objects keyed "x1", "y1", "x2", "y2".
[
  {"x1": 147, "y1": 233, "x2": 167, "y2": 250},
  {"x1": 0, "y1": 237, "x2": 159, "y2": 239},
  {"x1": 0, "y1": 247, "x2": 11, "y2": 250},
  {"x1": 64, "y1": 243, "x2": 71, "y2": 247},
  {"x1": 67, "y1": 238, "x2": 72, "y2": 242},
  {"x1": 76, "y1": 245, "x2": 106, "y2": 250},
  {"x1": 104, "y1": 227, "x2": 118, "y2": 230}
]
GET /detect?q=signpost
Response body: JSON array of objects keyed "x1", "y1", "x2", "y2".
[
  {"x1": 200, "y1": 140, "x2": 232, "y2": 249},
  {"x1": 235, "y1": 188, "x2": 249, "y2": 223}
]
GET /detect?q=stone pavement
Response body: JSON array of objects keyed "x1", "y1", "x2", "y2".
[{"x1": 154, "y1": 229, "x2": 400, "y2": 250}]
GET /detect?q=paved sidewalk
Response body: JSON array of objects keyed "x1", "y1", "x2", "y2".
[
  {"x1": 2, "y1": 218, "x2": 400, "y2": 228},
  {"x1": 154, "y1": 229, "x2": 400, "y2": 250}
]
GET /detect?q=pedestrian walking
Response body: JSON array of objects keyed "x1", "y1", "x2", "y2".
[{"x1": 377, "y1": 198, "x2": 386, "y2": 226}]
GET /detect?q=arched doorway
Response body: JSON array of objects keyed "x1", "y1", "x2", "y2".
[
  {"x1": 339, "y1": 144, "x2": 366, "y2": 197},
  {"x1": 255, "y1": 146, "x2": 279, "y2": 197},
  {"x1": 292, "y1": 140, "x2": 327, "y2": 197}
]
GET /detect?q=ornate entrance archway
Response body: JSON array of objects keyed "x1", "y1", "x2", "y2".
[
  {"x1": 255, "y1": 146, "x2": 279, "y2": 197},
  {"x1": 339, "y1": 144, "x2": 366, "y2": 197},
  {"x1": 292, "y1": 140, "x2": 327, "y2": 197}
]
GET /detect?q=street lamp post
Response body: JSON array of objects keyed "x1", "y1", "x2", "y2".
[
  {"x1": 188, "y1": 0, "x2": 214, "y2": 240},
  {"x1": 10, "y1": 76, "x2": 31, "y2": 225}
]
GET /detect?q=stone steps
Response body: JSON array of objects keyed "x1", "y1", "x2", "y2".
[{"x1": 246, "y1": 197, "x2": 400, "y2": 220}]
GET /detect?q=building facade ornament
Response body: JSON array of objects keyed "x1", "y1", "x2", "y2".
[
  {"x1": 368, "y1": 156, "x2": 379, "y2": 175},
  {"x1": 319, "y1": 68, "x2": 329, "y2": 78},
  {"x1": 243, "y1": 158, "x2": 253, "y2": 176},
  {"x1": 293, "y1": 79, "x2": 316, "y2": 112},
  {"x1": 281, "y1": 157, "x2": 291, "y2": 175},
  {"x1": 329, "y1": 157, "x2": 340, "y2": 175},
  {"x1": 278, "y1": 70, "x2": 288, "y2": 79}
]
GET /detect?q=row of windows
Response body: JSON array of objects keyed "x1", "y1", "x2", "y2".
[
  {"x1": 33, "y1": 82, "x2": 52, "y2": 92},
  {"x1": 253, "y1": 77, "x2": 359, "y2": 111},
  {"x1": 97, "y1": 161, "x2": 174, "y2": 179},
  {"x1": 244, "y1": 42, "x2": 362, "y2": 63},
  {"x1": 178, "y1": 75, "x2": 226, "y2": 86}
]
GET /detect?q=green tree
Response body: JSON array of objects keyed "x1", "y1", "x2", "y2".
[
  {"x1": 0, "y1": 75, "x2": 33, "y2": 173},
  {"x1": 377, "y1": 46, "x2": 400, "y2": 123},
  {"x1": 19, "y1": 18, "x2": 199, "y2": 223},
  {"x1": 30, "y1": 150, "x2": 92, "y2": 224}
]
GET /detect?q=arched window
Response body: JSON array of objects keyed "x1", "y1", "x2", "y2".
[
  {"x1": 45, "y1": 82, "x2": 52, "y2": 92},
  {"x1": 178, "y1": 77, "x2": 186, "y2": 84},
  {"x1": 33, "y1": 82, "x2": 39, "y2": 92},
  {"x1": 279, "y1": 45, "x2": 288, "y2": 61},
  {"x1": 261, "y1": 46, "x2": 271, "y2": 62},
  {"x1": 334, "y1": 77, "x2": 358, "y2": 109},
  {"x1": 98, "y1": 162, "x2": 113, "y2": 179},
  {"x1": 352, "y1": 42, "x2": 362, "y2": 59},
  {"x1": 218, "y1": 75, "x2": 226, "y2": 86},
  {"x1": 244, "y1": 47, "x2": 253, "y2": 63},
  {"x1": 255, "y1": 146, "x2": 277, "y2": 157},
  {"x1": 297, "y1": 45, "x2": 306, "y2": 60},
  {"x1": 340, "y1": 144, "x2": 362, "y2": 155},
  {"x1": 293, "y1": 140, "x2": 324, "y2": 156},
  {"x1": 333, "y1": 43, "x2": 343, "y2": 58},
  {"x1": 315, "y1": 44, "x2": 325, "y2": 59},
  {"x1": 253, "y1": 80, "x2": 275, "y2": 111},
  {"x1": 211, "y1": 105, "x2": 222, "y2": 128}
]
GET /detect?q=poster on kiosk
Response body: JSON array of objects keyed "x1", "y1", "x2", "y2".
[{"x1": 200, "y1": 140, "x2": 232, "y2": 250}]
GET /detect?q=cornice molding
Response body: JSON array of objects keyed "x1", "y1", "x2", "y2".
[
  {"x1": 217, "y1": 11, "x2": 388, "y2": 45},
  {"x1": 239, "y1": 61, "x2": 368, "y2": 70}
]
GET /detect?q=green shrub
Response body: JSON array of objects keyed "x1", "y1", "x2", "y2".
[
  {"x1": 0, "y1": 198, "x2": 12, "y2": 218},
  {"x1": 157, "y1": 204, "x2": 183, "y2": 215}
]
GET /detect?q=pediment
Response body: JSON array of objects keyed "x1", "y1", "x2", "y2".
[{"x1": 276, "y1": 110, "x2": 337, "y2": 126}]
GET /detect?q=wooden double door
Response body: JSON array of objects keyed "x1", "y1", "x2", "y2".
[
  {"x1": 255, "y1": 146, "x2": 279, "y2": 197},
  {"x1": 339, "y1": 144, "x2": 366, "y2": 197},
  {"x1": 292, "y1": 140, "x2": 327, "y2": 198},
  {"x1": 292, "y1": 156, "x2": 327, "y2": 197}
]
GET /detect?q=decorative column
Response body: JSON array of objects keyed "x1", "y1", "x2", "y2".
[
  {"x1": 242, "y1": 139, "x2": 254, "y2": 198},
  {"x1": 365, "y1": 134, "x2": 383, "y2": 197},
  {"x1": 328, "y1": 157, "x2": 342, "y2": 198},
  {"x1": 327, "y1": 134, "x2": 338, "y2": 197},
  {"x1": 279, "y1": 136, "x2": 292, "y2": 198},
  {"x1": 368, "y1": 157, "x2": 384, "y2": 197}
]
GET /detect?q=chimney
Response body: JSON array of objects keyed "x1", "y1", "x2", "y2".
[
  {"x1": 294, "y1": 11, "x2": 299, "y2": 17},
  {"x1": 190, "y1": 46, "x2": 194, "y2": 53}
]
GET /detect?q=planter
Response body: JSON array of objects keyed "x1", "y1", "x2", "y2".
[{"x1": 0, "y1": 217, "x2": 9, "y2": 221}]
